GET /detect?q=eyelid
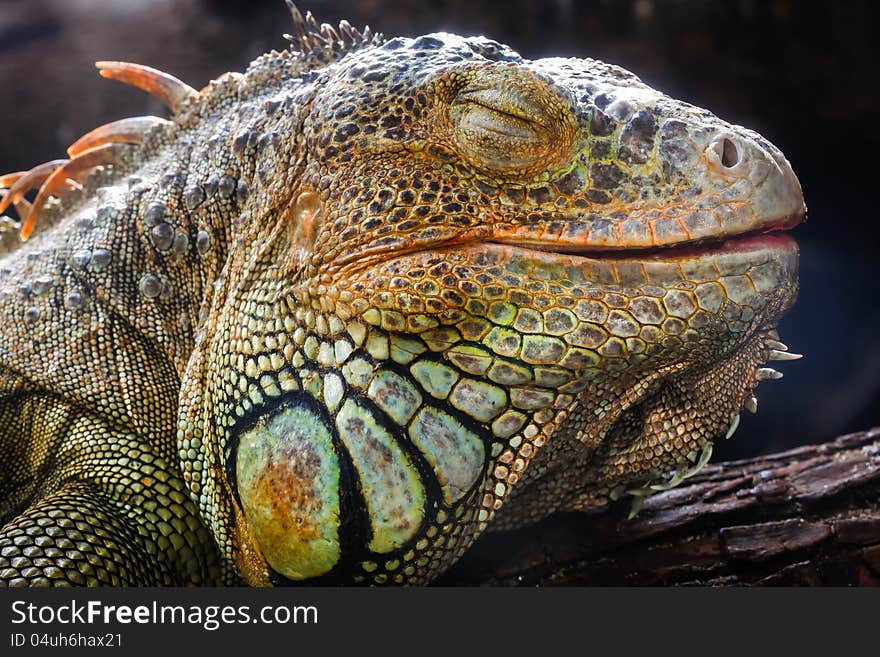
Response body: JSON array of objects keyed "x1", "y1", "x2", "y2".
[
  {"x1": 458, "y1": 104, "x2": 540, "y2": 142},
  {"x1": 455, "y1": 88, "x2": 550, "y2": 128}
]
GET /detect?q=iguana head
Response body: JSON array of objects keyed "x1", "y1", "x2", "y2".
[{"x1": 172, "y1": 7, "x2": 804, "y2": 584}]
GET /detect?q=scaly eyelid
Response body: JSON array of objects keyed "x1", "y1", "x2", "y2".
[
  {"x1": 455, "y1": 88, "x2": 549, "y2": 129},
  {"x1": 458, "y1": 104, "x2": 540, "y2": 142}
]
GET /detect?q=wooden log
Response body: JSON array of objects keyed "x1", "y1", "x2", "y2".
[{"x1": 441, "y1": 427, "x2": 880, "y2": 585}]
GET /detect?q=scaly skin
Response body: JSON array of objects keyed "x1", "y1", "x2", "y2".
[{"x1": 0, "y1": 5, "x2": 804, "y2": 586}]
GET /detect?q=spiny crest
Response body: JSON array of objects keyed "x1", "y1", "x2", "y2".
[
  {"x1": 0, "y1": 2, "x2": 378, "y2": 251},
  {"x1": 0, "y1": 60, "x2": 194, "y2": 247},
  {"x1": 283, "y1": 1, "x2": 383, "y2": 58}
]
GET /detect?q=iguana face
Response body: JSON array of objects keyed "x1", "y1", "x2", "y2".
[
  {"x1": 301, "y1": 37, "x2": 803, "y2": 270},
  {"x1": 181, "y1": 30, "x2": 804, "y2": 584}
]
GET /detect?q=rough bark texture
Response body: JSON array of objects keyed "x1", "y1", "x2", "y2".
[{"x1": 441, "y1": 427, "x2": 880, "y2": 585}]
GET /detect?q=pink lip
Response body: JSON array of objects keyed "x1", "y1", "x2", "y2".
[
  {"x1": 487, "y1": 208, "x2": 805, "y2": 260},
  {"x1": 709, "y1": 232, "x2": 796, "y2": 253},
  {"x1": 631, "y1": 231, "x2": 798, "y2": 261},
  {"x1": 488, "y1": 225, "x2": 800, "y2": 262}
]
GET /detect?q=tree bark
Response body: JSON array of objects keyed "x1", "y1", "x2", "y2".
[{"x1": 441, "y1": 427, "x2": 880, "y2": 585}]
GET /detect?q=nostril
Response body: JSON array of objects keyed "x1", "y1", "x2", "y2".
[{"x1": 720, "y1": 137, "x2": 739, "y2": 168}]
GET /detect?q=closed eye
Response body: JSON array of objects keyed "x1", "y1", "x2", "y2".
[
  {"x1": 455, "y1": 88, "x2": 550, "y2": 128},
  {"x1": 457, "y1": 103, "x2": 539, "y2": 140},
  {"x1": 441, "y1": 66, "x2": 578, "y2": 178}
]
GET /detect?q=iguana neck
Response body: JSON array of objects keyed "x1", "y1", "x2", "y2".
[{"x1": 0, "y1": 64, "x2": 319, "y2": 403}]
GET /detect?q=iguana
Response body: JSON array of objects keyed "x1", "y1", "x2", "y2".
[{"x1": 0, "y1": 2, "x2": 805, "y2": 586}]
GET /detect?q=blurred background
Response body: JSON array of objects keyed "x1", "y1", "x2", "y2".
[{"x1": 1, "y1": 0, "x2": 877, "y2": 460}]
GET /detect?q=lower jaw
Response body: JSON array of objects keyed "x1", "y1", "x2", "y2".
[{"x1": 466, "y1": 230, "x2": 800, "y2": 303}]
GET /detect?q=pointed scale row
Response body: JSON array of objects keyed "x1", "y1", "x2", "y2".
[{"x1": 283, "y1": 0, "x2": 382, "y2": 54}]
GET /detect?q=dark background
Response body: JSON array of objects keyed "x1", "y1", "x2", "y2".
[{"x1": 1, "y1": 0, "x2": 878, "y2": 460}]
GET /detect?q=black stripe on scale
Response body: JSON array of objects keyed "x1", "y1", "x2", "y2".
[
  {"x1": 272, "y1": 388, "x2": 444, "y2": 585},
  {"x1": 333, "y1": 347, "x2": 454, "y2": 514},
  {"x1": 344, "y1": 382, "x2": 445, "y2": 530},
  {"x1": 299, "y1": 348, "x2": 448, "y2": 571},
  {"x1": 269, "y1": 392, "x2": 376, "y2": 586},
  {"x1": 220, "y1": 354, "x2": 313, "y2": 512},
  {"x1": 221, "y1": 345, "x2": 486, "y2": 584},
  {"x1": 378, "y1": 354, "x2": 494, "y2": 513},
  {"x1": 266, "y1": 354, "x2": 467, "y2": 583},
  {"x1": 225, "y1": 389, "x2": 374, "y2": 586}
]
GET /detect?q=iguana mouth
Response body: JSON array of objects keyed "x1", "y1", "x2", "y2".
[
  {"x1": 487, "y1": 212, "x2": 806, "y2": 260},
  {"x1": 487, "y1": 211, "x2": 803, "y2": 261}
]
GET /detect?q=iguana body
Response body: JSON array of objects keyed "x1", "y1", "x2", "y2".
[{"x1": 0, "y1": 4, "x2": 804, "y2": 586}]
